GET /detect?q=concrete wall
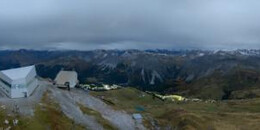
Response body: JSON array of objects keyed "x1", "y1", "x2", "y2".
[
  {"x1": 11, "y1": 86, "x2": 27, "y2": 98},
  {"x1": 27, "y1": 78, "x2": 38, "y2": 96},
  {"x1": 0, "y1": 72, "x2": 12, "y2": 84},
  {"x1": 12, "y1": 78, "x2": 26, "y2": 85},
  {"x1": 25, "y1": 67, "x2": 37, "y2": 83},
  {"x1": 10, "y1": 79, "x2": 38, "y2": 98},
  {"x1": 10, "y1": 67, "x2": 38, "y2": 98},
  {"x1": 0, "y1": 80, "x2": 11, "y2": 97},
  {"x1": 26, "y1": 66, "x2": 38, "y2": 96},
  {"x1": 68, "y1": 78, "x2": 77, "y2": 88},
  {"x1": 0, "y1": 72, "x2": 12, "y2": 97}
]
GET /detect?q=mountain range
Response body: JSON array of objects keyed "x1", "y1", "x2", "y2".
[{"x1": 1, "y1": 49, "x2": 260, "y2": 100}]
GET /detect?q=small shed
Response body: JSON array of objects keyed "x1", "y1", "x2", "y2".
[
  {"x1": 132, "y1": 113, "x2": 143, "y2": 123},
  {"x1": 54, "y1": 71, "x2": 78, "y2": 88}
]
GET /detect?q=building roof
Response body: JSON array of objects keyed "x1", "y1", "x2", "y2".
[
  {"x1": 55, "y1": 71, "x2": 78, "y2": 85},
  {"x1": 132, "y1": 113, "x2": 142, "y2": 119},
  {"x1": 1, "y1": 65, "x2": 35, "y2": 80}
]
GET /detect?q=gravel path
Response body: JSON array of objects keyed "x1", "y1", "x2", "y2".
[
  {"x1": 49, "y1": 87, "x2": 146, "y2": 130},
  {"x1": 48, "y1": 86, "x2": 103, "y2": 130},
  {"x1": 70, "y1": 89, "x2": 146, "y2": 130}
]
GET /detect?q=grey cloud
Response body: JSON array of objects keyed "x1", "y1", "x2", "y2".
[{"x1": 0, "y1": 0, "x2": 260, "y2": 50}]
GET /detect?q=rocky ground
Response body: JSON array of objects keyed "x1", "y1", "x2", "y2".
[
  {"x1": 0, "y1": 79, "x2": 145, "y2": 130},
  {"x1": 0, "y1": 80, "x2": 48, "y2": 116}
]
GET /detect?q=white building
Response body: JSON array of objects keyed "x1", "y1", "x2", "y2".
[
  {"x1": 132, "y1": 113, "x2": 143, "y2": 123},
  {"x1": 55, "y1": 70, "x2": 78, "y2": 88},
  {"x1": 0, "y1": 65, "x2": 38, "y2": 98}
]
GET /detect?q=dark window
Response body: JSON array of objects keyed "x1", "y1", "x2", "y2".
[{"x1": 0, "y1": 78, "x2": 11, "y2": 88}]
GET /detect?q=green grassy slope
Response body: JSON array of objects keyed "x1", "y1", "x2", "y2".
[
  {"x1": 90, "y1": 87, "x2": 260, "y2": 130},
  {"x1": 175, "y1": 68, "x2": 260, "y2": 100}
]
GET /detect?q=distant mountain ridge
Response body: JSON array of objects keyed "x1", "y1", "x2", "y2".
[{"x1": 1, "y1": 49, "x2": 260, "y2": 100}]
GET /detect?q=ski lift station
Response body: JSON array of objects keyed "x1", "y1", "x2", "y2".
[{"x1": 0, "y1": 65, "x2": 38, "y2": 98}]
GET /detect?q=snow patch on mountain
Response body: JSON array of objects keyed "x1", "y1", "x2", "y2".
[
  {"x1": 150, "y1": 70, "x2": 163, "y2": 85},
  {"x1": 198, "y1": 53, "x2": 205, "y2": 57},
  {"x1": 141, "y1": 69, "x2": 146, "y2": 83},
  {"x1": 103, "y1": 53, "x2": 108, "y2": 58}
]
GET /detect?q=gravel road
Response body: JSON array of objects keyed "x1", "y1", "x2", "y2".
[
  {"x1": 48, "y1": 86, "x2": 103, "y2": 130},
  {"x1": 49, "y1": 87, "x2": 146, "y2": 130}
]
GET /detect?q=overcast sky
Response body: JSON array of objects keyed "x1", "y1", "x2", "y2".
[{"x1": 0, "y1": 0, "x2": 260, "y2": 50}]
